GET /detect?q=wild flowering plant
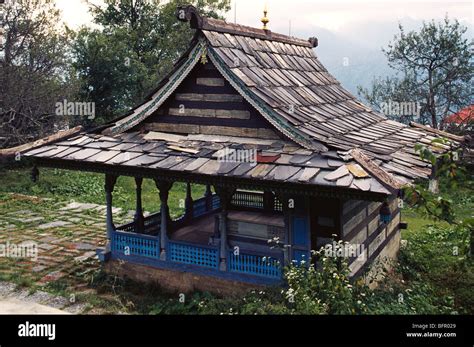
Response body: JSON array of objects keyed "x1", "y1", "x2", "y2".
[{"x1": 283, "y1": 240, "x2": 369, "y2": 314}]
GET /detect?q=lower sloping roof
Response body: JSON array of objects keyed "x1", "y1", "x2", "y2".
[{"x1": 23, "y1": 131, "x2": 392, "y2": 197}]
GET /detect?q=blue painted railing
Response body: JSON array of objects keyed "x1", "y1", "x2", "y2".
[
  {"x1": 111, "y1": 230, "x2": 160, "y2": 259},
  {"x1": 192, "y1": 194, "x2": 221, "y2": 218},
  {"x1": 110, "y1": 193, "x2": 284, "y2": 282},
  {"x1": 116, "y1": 212, "x2": 160, "y2": 235},
  {"x1": 212, "y1": 194, "x2": 221, "y2": 210},
  {"x1": 228, "y1": 251, "x2": 282, "y2": 279},
  {"x1": 168, "y1": 241, "x2": 219, "y2": 269},
  {"x1": 193, "y1": 198, "x2": 208, "y2": 218}
]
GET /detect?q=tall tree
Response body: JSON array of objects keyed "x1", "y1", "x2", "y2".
[
  {"x1": 0, "y1": 0, "x2": 78, "y2": 148},
  {"x1": 359, "y1": 17, "x2": 473, "y2": 130},
  {"x1": 73, "y1": 0, "x2": 230, "y2": 124}
]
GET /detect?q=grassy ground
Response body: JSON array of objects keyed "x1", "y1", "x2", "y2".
[
  {"x1": 0, "y1": 166, "x2": 206, "y2": 218},
  {"x1": 0, "y1": 165, "x2": 472, "y2": 314},
  {"x1": 396, "y1": 179, "x2": 474, "y2": 314}
]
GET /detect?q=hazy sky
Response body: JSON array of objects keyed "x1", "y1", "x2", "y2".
[{"x1": 56, "y1": 0, "x2": 473, "y2": 34}]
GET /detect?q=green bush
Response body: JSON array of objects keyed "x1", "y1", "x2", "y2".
[{"x1": 283, "y1": 242, "x2": 368, "y2": 314}]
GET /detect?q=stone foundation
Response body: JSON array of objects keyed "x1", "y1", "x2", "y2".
[{"x1": 104, "y1": 260, "x2": 266, "y2": 297}]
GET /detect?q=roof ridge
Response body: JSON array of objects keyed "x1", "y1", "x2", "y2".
[
  {"x1": 409, "y1": 122, "x2": 467, "y2": 142},
  {"x1": 177, "y1": 5, "x2": 317, "y2": 48}
]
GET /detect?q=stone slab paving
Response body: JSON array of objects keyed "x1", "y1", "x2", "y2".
[
  {"x1": 0, "y1": 282, "x2": 71, "y2": 314},
  {"x1": 38, "y1": 221, "x2": 72, "y2": 229},
  {"x1": 0, "y1": 194, "x2": 133, "y2": 314}
]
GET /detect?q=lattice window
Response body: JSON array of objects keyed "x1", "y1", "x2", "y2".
[
  {"x1": 169, "y1": 242, "x2": 219, "y2": 269},
  {"x1": 231, "y1": 191, "x2": 264, "y2": 209}
]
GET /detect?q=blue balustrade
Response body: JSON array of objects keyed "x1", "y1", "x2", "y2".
[
  {"x1": 212, "y1": 194, "x2": 221, "y2": 209},
  {"x1": 169, "y1": 241, "x2": 219, "y2": 269},
  {"x1": 110, "y1": 192, "x2": 283, "y2": 283},
  {"x1": 192, "y1": 194, "x2": 221, "y2": 218},
  {"x1": 228, "y1": 251, "x2": 282, "y2": 278},
  {"x1": 116, "y1": 212, "x2": 160, "y2": 235},
  {"x1": 111, "y1": 231, "x2": 160, "y2": 258},
  {"x1": 192, "y1": 198, "x2": 208, "y2": 218}
]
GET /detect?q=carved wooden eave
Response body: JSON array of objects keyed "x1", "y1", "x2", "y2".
[{"x1": 0, "y1": 126, "x2": 83, "y2": 159}]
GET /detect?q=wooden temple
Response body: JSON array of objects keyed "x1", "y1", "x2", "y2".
[{"x1": 21, "y1": 5, "x2": 467, "y2": 294}]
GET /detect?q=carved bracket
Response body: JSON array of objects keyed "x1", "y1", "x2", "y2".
[
  {"x1": 176, "y1": 5, "x2": 203, "y2": 29},
  {"x1": 105, "y1": 174, "x2": 118, "y2": 192},
  {"x1": 154, "y1": 179, "x2": 173, "y2": 202}
]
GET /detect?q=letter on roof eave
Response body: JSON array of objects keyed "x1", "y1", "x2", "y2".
[
  {"x1": 205, "y1": 46, "x2": 326, "y2": 152},
  {"x1": 104, "y1": 40, "x2": 207, "y2": 135}
]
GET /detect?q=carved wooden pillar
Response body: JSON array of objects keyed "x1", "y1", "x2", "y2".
[
  {"x1": 105, "y1": 174, "x2": 118, "y2": 252},
  {"x1": 134, "y1": 177, "x2": 145, "y2": 233},
  {"x1": 31, "y1": 166, "x2": 39, "y2": 183},
  {"x1": 155, "y1": 180, "x2": 173, "y2": 260},
  {"x1": 185, "y1": 182, "x2": 193, "y2": 221},
  {"x1": 204, "y1": 184, "x2": 212, "y2": 211},
  {"x1": 214, "y1": 186, "x2": 234, "y2": 271}
]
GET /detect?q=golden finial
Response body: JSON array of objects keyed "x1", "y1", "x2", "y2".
[{"x1": 261, "y1": 5, "x2": 269, "y2": 30}]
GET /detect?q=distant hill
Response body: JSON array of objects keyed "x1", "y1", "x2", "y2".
[
  {"x1": 313, "y1": 27, "x2": 394, "y2": 97},
  {"x1": 296, "y1": 18, "x2": 473, "y2": 98}
]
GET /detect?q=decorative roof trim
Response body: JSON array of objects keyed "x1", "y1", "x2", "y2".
[
  {"x1": 104, "y1": 40, "x2": 207, "y2": 135},
  {"x1": 206, "y1": 45, "x2": 326, "y2": 152}
]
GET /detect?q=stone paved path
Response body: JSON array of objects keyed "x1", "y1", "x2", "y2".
[
  {"x1": 0, "y1": 282, "x2": 75, "y2": 314},
  {"x1": 0, "y1": 193, "x2": 134, "y2": 313}
]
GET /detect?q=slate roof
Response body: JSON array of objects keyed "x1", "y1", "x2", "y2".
[
  {"x1": 23, "y1": 131, "x2": 392, "y2": 195},
  {"x1": 22, "y1": 5, "x2": 468, "y2": 197}
]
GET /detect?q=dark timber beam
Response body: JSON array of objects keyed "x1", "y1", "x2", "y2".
[
  {"x1": 263, "y1": 191, "x2": 274, "y2": 212},
  {"x1": 204, "y1": 184, "x2": 212, "y2": 211},
  {"x1": 134, "y1": 177, "x2": 145, "y2": 233},
  {"x1": 185, "y1": 182, "x2": 193, "y2": 221}
]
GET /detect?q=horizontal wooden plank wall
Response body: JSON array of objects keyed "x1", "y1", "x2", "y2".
[
  {"x1": 139, "y1": 61, "x2": 281, "y2": 139},
  {"x1": 341, "y1": 197, "x2": 400, "y2": 277}
]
